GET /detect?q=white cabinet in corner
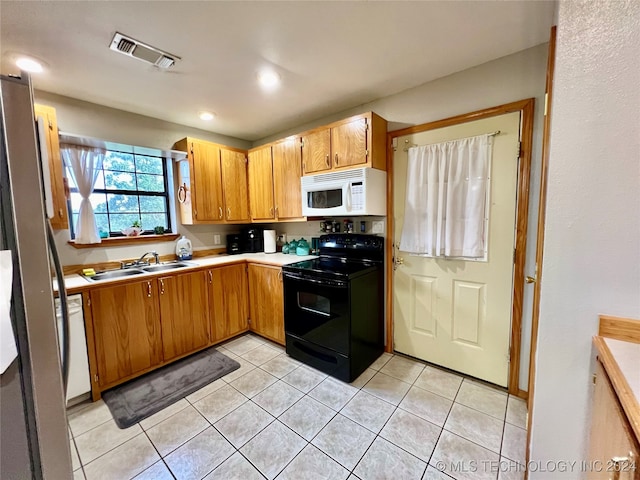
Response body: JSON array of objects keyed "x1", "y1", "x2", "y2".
[{"x1": 55, "y1": 294, "x2": 91, "y2": 404}]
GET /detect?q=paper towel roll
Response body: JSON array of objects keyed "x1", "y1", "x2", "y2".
[{"x1": 264, "y1": 230, "x2": 276, "y2": 254}]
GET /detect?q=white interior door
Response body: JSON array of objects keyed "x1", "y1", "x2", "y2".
[{"x1": 393, "y1": 112, "x2": 521, "y2": 387}]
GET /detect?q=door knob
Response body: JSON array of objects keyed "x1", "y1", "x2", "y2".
[
  {"x1": 525, "y1": 276, "x2": 537, "y2": 284},
  {"x1": 393, "y1": 256, "x2": 404, "y2": 271}
]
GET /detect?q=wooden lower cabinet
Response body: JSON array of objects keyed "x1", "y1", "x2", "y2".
[
  {"x1": 158, "y1": 271, "x2": 210, "y2": 361},
  {"x1": 89, "y1": 280, "x2": 163, "y2": 387},
  {"x1": 248, "y1": 263, "x2": 285, "y2": 345},
  {"x1": 210, "y1": 264, "x2": 249, "y2": 342},
  {"x1": 588, "y1": 360, "x2": 639, "y2": 480}
]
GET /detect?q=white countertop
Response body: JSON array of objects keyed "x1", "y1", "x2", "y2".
[
  {"x1": 56, "y1": 252, "x2": 317, "y2": 293},
  {"x1": 603, "y1": 337, "x2": 640, "y2": 404}
]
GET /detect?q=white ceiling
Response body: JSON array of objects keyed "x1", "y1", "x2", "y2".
[{"x1": 1, "y1": 1, "x2": 555, "y2": 142}]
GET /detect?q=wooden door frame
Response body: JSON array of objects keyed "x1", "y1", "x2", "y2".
[
  {"x1": 525, "y1": 26, "x2": 557, "y2": 476},
  {"x1": 385, "y1": 98, "x2": 535, "y2": 397}
]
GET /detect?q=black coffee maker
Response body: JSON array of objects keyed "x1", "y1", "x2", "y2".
[
  {"x1": 226, "y1": 234, "x2": 242, "y2": 254},
  {"x1": 241, "y1": 226, "x2": 264, "y2": 253}
]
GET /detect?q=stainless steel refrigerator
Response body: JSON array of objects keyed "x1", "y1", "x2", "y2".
[{"x1": 0, "y1": 73, "x2": 73, "y2": 479}]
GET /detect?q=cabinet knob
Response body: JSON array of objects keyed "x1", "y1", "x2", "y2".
[
  {"x1": 525, "y1": 276, "x2": 537, "y2": 284},
  {"x1": 227, "y1": 208, "x2": 231, "y2": 219},
  {"x1": 218, "y1": 206, "x2": 223, "y2": 219}
]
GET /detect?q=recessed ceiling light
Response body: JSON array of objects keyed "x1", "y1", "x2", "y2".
[
  {"x1": 16, "y1": 56, "x2": 44, "y2": 73},
  {"x1": 257, "y1": 70, "x2": 280, "y2": 89},
  {"x1": 198, "y1": 111, "x2": 215, "y2": 121}
]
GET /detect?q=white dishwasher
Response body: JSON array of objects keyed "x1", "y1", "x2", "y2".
[{"x1": 55, "y1": 294, "x2": 91, "y2": 403}]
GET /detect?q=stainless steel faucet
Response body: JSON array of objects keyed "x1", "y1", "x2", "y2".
[{"x1": 136, "y1": 251, "x2": 160, "y2": 266}]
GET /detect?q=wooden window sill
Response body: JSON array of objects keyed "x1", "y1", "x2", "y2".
[{"x1": 68, "y1": 233, "x2": 180, "y2": 249}]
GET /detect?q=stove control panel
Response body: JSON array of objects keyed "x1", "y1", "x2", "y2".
[{"x1": 318, "y1": 234, "x2": 384, "y2": 260}]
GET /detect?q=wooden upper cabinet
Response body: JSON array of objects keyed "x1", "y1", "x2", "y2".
[
  {"x1": 248, "y1": 264, "x2": 285, "y2": 345},
  {"x1": 272, "y1": 138, "x2": 303, "y2": 220},
  {"x1": 158, "y1": 271, "x2": 210, "y2": 361},
  {"x1": 90, "y1": 280, "x2": 163, "y2": 387},
  {"x1": 174, "y1": 138, "x2": 250, "y2": 225},
  {"x1": 220, "y1": 148, "x2": 250, "y2": 222},
  {"x1": 301, "y1": 129, "x2": 331, "y2": 175},
  {"x1": 301, "y1": 112, "x2": 387, "y2": 175},
  {"x1": 191, "y1": 140, "x2": 224, "y2": 222},
  {"x1": 34, "y1": 104, "x2": 68, "y2": 229},
  {"x1": 210, "y1": 264, "x2": 249, "y2": 343},
  {"x1": 247, "y1": 145, "x2": 275, "y2": 221},
  {"x1": 332, "y1": 117, "x2": 368, "y2": 168}
]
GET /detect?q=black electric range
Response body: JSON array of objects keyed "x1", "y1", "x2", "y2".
[{"x1": 282, "y1": 234, "x2": 384, "y2": 382}]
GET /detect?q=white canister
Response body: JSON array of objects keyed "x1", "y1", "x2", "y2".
[{"x1": 263, "y1": 230, "x2": 276, "y2": 254}]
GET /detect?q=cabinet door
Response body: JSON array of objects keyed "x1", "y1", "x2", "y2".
[
  {"x1": 248, "y1": 146, "x2": 275, "y2": 220},
  {"x1": 90, "y1": 280, "x2": 162, "y2": 386},
  {"x1": 191, "y1": 140, "x2": 224, "y2": 221},
  {"x1": 301, "y1": 129, "x2": 331, "y2": 174},
  {"x1": 331, "y1": 117, "x2": 368, "y2": 168},
  {"x1": 34, "y1": 104, "x2": 69, "y2": 229},
  {"x1": 273, "y1": 139, "x2": 303, "y2": 220},
  {"x1": 587, "y1": 361, "x2": 640, "y2": 480},
  {"x1": 210, "y1": 264, "x2": 249, "y2": 342},
  {"x1": 248, "y1": 264, "x2": 285, "y2": 344},
  {"x1": 158, "y1": 271, "x2": 210, "y2": 361},
  {"x1": 220, "y1": 148, "x2": 250, "y2": 222}
]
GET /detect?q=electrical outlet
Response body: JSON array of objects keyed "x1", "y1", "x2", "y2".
[
  {"x1": 213, "y1": 234, "x2": 221, "y2": 244},
  {"x1": 371, "y1": 221, "x2": 384, "y2": 234}
]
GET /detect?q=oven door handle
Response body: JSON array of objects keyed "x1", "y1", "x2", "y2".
[{"x1": 283, "y1": 272, "x2": 347, "y2": 288}]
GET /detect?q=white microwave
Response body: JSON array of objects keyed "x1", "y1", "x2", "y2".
[{"x1": 301, "y1": 167, "x2": 386, "y2": 216}]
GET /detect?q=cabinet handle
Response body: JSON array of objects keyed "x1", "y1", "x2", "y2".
[
  {"x1": 218, "y1": 206, "x2": 223, "y2": 219},
  {"x1": 325, "y1": 154, "x2": 330, "y2": 167},
  {"x1": 208, "y1": 271, "x2": 212, "y2": 284},
  {"x1": 335, "y1": 153, "x2": 339, "y2": 165},
  {"x1": 275, "y1": 206, "x2": 279, "y2": 218},
  {"x1": 146, "y1": 281, "x2": 152, "y2": 298},
  {"x1": 227, "y1": 207, "x2": 231, "y2": 219},
  {"x1": 278, "y1": 270, "x2": 282, "y2": 282},
  {"x1": 609, "y1": 455, "x2": 633, "y2": 480},
  {"x1": 270, "y1": 207, "x2": 274, "y2": 217},
  {"x1": 159, "y1": 279, "x2": 165, "y2": 295},
  {"x1": 58, "y1": 208, "x2": 64, "y2": 219}
]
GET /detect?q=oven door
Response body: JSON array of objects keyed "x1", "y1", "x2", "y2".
[{"x1": 283, "y1": 272, "x2": 350, "y2": 355}]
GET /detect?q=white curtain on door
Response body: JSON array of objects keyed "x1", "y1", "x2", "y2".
[
  {"x1": 399, "y1": 134, "x2": 493, "y2": 258},
  {"x1": 61, "y1": 145, "x2": 105, "y2": 244}
]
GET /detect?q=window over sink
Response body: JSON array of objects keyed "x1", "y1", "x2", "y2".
[{"x1": 66, "y1": 150, "x2": 172, "y2": 238}]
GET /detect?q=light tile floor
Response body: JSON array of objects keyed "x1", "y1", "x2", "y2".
[{"x1": 67, "y1": 333, "x2": 528, "y2": 480}]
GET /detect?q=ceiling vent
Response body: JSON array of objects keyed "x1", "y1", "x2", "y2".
[{"x1": 109, "y1": 32, "x2": 180, "y2": 69}]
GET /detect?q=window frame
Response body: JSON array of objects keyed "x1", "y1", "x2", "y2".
[{"x1": 66, "y1": 150, "x2": 173, "y2": 239}]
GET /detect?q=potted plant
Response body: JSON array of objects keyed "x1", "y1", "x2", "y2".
[{"x1": 122, "y1": 220, "x2": 143, "y2": 236}]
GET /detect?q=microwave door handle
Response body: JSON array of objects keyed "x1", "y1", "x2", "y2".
[{"x1": 346, "y1": 183, "x2": 352, "y2": 212}]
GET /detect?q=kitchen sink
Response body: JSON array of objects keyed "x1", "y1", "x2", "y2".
[
  {"x1": 86, "y1": 268, "x2": 145, "y2": 282},
  {"x1": 141, "y1": 262, "x2": 195, "y2": 273},
  {"x1": 84, "y1": 262, "x2": 195, "y2": 282}
]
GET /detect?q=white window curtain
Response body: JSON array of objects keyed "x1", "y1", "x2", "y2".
[
  {"x1": 399, "y1": 134, "x2": 493, "y2": 258},
  {"x1": 61, "y1": 145, "x2": 105, "y2": 244}
]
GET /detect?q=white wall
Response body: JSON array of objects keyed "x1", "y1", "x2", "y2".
[
  {"x1": 530, "y1": 1, "x2": 640, "y2": 477},
  {"x1": 259, "y1": 44, "x2": 548, "y2": 390}
]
